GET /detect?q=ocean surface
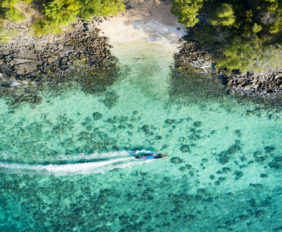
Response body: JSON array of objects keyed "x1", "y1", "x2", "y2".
[{"x1": 0, "y1": 40, "x2": 281, "y2": 232}]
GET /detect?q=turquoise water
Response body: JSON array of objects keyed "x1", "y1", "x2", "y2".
[{"x1": 0, "y1": 42, "x2": 281, "y2": 231}]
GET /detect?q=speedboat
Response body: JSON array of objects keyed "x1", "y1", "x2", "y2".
[{"x1": 134, "y1": 153, "x2": 167, "y2": 160}]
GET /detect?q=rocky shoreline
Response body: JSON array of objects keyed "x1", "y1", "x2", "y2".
[
  {"x1": 0, "y1": 11, "x2": 281, "y2": 106},
  {"x1": 219, "y1": 71, "x2": 282, "y2": 98},
  {"x1": 175, "y1": 36, "x2": 282, "y2": 101},
  {"x1": 0, "y1": 18, "x2": 118, "y2": 106}
]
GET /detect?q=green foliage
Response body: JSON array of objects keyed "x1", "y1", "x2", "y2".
[
  {"x1": 34, "y1": 0, "x2": 125, "y2": 35},
  {"x1": 193, "y1": 24, "x2": 217, "y2": 45},
  {"x1": 78, "y1": 0, "x2": 125, "y2": 20},
  {"x1": 0, "y1": 22, "x2": 19, "y2": 42},
  {"x1": 256, "y1": 44, "x2": 282, "y2": 71},
  {"x1": 4, "y1": 7, "x2": 25, "y2": 22},
  {"x1": 33, "y1": 18, "x2": 63, "y2": 35},
  {"x1": 216, "y1": 37, "x2": 282, "y2": 73},
  {"x1": 209, "y1": 3, "x2": 236, "y2": 27},
  {"x1": 172, "y1": 0, "x2": 281, "y2": 73},
  {"x1": 0, "y1": 0, "x2": 26, "y2": 22},
  {"x1": 0, "y1": 0, "x2": 17, "y2": 8},
  {"x1": 252, "y1": 23, "x2": 263, "y2": 33},
  {"x1": 43, "y1": 0, "x2": 81, "y2": 24},
  {"x1": 171, "y1": 0, "x2": 204, "y2": 27},
  {"x1": 0, "y1": 0, "x2": 125, "y2": 36},
  {"x1": 216, "y1": 36, "x2": 263, "y2": 73},
  {"x1": 269, "y1": 17, "x2": 281, "y2": 33}
]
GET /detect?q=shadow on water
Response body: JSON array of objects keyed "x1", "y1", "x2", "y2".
[
  {"x1": 169, "y1": 68, "x2": 226, "y2": 104},
  {"x1": 169, "y1": 67, "x2": 282, "y2": 113}
]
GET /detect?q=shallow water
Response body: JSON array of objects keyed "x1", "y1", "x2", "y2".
[{"x1": 0, "y1": 41, "x2": 281, "y2": 231}]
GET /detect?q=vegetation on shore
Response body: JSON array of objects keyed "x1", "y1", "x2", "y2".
[
  {"x1": 0, "y1": 0, "x2": 280, "y2": 77},
  {"x1": 33, "y1": 0, "x2": 125, "y2": 35},
  {"x1": 171, "y1": 0, "x2": 282, "y2": 74},
  {"x1": 0, "y1": 0, "x2": 125, "y2": 40}
]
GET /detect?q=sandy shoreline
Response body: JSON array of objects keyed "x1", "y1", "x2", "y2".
[{"x1": 98, "y1": 0, "x2": 186, "y2": 52}]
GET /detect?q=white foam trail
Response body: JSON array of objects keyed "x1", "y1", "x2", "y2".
[
  {"x1": 0, "y1": 150, "x2": 140, "y2": 163},
  {"x1": 44, "y1": 149, "x2": 153, "y2": 163},
  {"x1": 56, "y1": 150, "x2": 131, "y2": 161},
  {"x1": 0, "y1": 150, "x2": 157, "y2": 175},
  {"x1": 0, "y1": 157, "x2": 137, "y2": 174},
  {"x1": 45, "y1": 157, "x2": 135, "y2": 172}
]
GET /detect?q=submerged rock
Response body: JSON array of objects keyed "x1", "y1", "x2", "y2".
[
  {"x1": 234, "y1": 129, "x2": 242, "y2": 137},
  {"x1": 193, "y1": 121, "x2": 202, "y2": 127},
  {"x1": 164, "y1": 119, "x2": 176, "y2": 125},
  {"x1": 170, "y1": 157, "x2": 183, "y2": 164},
  {"x1": 180, "y1": 145, "x2": 190, "y2": 153},
  {"x1": 101, "y1": 91, "x2": 119, "y2": 108},
  {"x1": 218, "y1": 143, "x2": 241, "y2": 165},
  {"x1": 93, "y1": 112, "x2": 102, "y2": 120},
  {"x1": 264, "y1": 146, "x2": 275, "y2": 153},
  {"x1": 234, "y1": 170, "x2": 243, "y2": 179}
]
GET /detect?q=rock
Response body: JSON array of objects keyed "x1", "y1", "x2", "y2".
[
  {"x1": 47, "y1": 57, "x2": 57, "y2": 63},
  {"x1": 260, "y1": 174, "x2": 268, "y2": 178},
  {"x1": 194, "y1": 68, "x2": 205, "y2": 73},
  {"x1": 101, "y1": 91, "x2": 119, "y2": 108},
  {"x1": 264, "y1": 146, "x2": 275, "y2": 153},
  {"x1": 180, "y1": 145, "x2": 190, "y2": 153},
  {"x1": 268, "y1": 161, "x2": 280, "y2": 169},
  {"x1": 219, "y1": 153, "x2": 229, "y2": 164},
  {"x1": 0, "y1": 19, "x2": 119, "y2": 105},
  {"x1": 170, "y1": 157, "x2": 183, "y2": 164},
  {"x1": 249, "y1": 183, "x2": 263, "y2": 189},
  {"x1": 226, "y1": 79, "x2": 233, "y2": 87},
  {"x1": 244, "y1": 85, "x2": 252, "y2": 90},
  {"x1": 0, "y1": 50, "x2": 10, "y2": 56},
  {"x1": 141, "y1": 125, "x2": 150, "y2": 134},
  {"x1": 34, "y1": 96, "x2": 42, "y2": 104},
  {"x1": 193, "y1": 121, "x2": 202, "y2": 127},
  {"x1": 11, "y1": 58, "x2": 41, "y2": 66},
  {"x1": 165, "y1": 119, "x2": 176, "y2": 125},
  {"x1": 17, "y1": 50, "x2": 37, "y2": 60},
  {"x1": 15, "y1": 63, "x2": 37, "y2": 75},
  {"x1": 239, "y1": 215, "x2": 249, "y2": 220},
  {"x1": 92, "y1": 112, "x2": 102, "y2": 120},
  {"x1": 234, "y1": 170, "x2": 243, "y2": 178},
  {"x1": 184, "y1": 214, "x2": 196, "y2": 220},
  {"x1": 255, "y1": 210, "x2": 264, "y2": 218},
  {"x1": 1, "y1": 82, "x2": 10, "y2": 88}
]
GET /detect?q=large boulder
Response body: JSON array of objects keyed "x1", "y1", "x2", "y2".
[{"x1": 14, "y1": 63, "x2": 38, "y2": 75}]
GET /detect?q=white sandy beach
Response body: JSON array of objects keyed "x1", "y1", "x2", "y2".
[{"x1": 98, "y1": 0, "x2": 186, "y2": 52}]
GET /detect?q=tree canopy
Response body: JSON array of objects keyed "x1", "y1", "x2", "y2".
[
  {"x1": 0, "y1": 0, "x2": 125, "y2": 38},
  {"x1": 171, "y1": 0, "x2": 205, "y2": 27},
  {"x1": 171, "y1": 0, "x2": 282, "y2": 74},
  {"x1": 209, "y1": 3, "x2": 236, "y2": 27}
]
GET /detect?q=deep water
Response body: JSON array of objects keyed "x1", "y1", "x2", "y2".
[{"x1": 0, "y1": 42, "x2": 281, "y2": 232}]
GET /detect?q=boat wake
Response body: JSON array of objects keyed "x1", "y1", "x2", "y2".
[{"x1": 0, "y1": 150, "x2": 154, "y2": 175}]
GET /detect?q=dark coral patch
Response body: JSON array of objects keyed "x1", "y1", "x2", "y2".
[
  {"x1": 93, "y1": 112, "x2": 102, "y2": 120},
  {"x1": 170, "y1": 157, "x2": 184, "y2": 164}
]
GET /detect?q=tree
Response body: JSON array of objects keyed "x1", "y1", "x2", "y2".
[
  {"x1": 78, "y1": 0, "x2": 125, "y2": 20},
  {"x1": 171, "y1": 0, "x2": 204, "y2": 27},
  {"x1": 33, "y1": 0, "x2": 125, "y2": 35},
  {"x1": 0, "y1": 0, "x2": 25, "y2": 22},
  {"x1": 252, "y1": 23, "x2": 263, "y2": 33},
  {"x1": 216, "y1": 36, "x2": 263, "y2": 73},
  {"x1": 209, "y1": 3, "x2": 236, "y2": 27}
]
